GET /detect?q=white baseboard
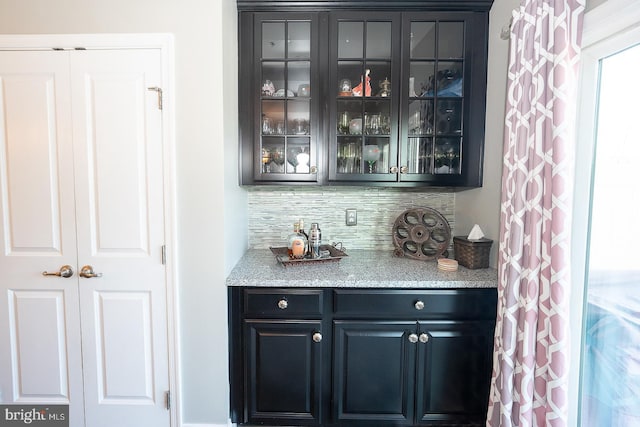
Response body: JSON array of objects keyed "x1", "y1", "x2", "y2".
[{"x1": 181, "y1": 423, "x2": 230, "y2": 427}]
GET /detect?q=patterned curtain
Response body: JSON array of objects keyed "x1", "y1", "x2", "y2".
[{"x1": 487, "y1": 0, "x2": 584, "y2": 426}]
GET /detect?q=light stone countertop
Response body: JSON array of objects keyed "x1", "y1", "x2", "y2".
[{"x1": 226, "y1": 249, "x2": 498, "y2": 288}]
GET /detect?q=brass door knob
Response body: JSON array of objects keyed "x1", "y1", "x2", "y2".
[
  {"x1": 79, "y1": 265, "x2": 103, "y2": 278},
  {"x1": 42, "y1": 265, "x2": 74, "y2": 278}
]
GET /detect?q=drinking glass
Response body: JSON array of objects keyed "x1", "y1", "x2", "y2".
[
  {"x1": 262, "y1": 116, "x2": 273, "y2": 135},
  {"x1": 338, "y1": 111, "x2": 350, "y2": 134},
  {"x1": 338, "y1": 142, "x2": 361, "y2": 173},
  {"x1": 261, "y1": 148, "x2": 271, "y2": 173},
  {"x1": 363, "y1": 145, "x2": 381, "y2": 173},
  {"x1": 365, "y1": 114, "x2": 381, "y2": 135},
  {"x1": 271, "y1": 147, "x2": 285, "y2": 172},
  {"x1": 287, "y1": 146, "x2": 301, "y2": 172}
]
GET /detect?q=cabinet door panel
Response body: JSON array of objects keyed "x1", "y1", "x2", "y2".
[
  {"x1": 400, "y1": 11, "x2": 487, "y2": 186},
  {"x1": 329, "y1": 12, "x2": 401, "y2": 183},
  {"x1": 250, "y1": 12, "x2": 321, "y2": 183},
  {"x1": 415, "y1": 321, "x2": 494, "y2": 425},
  {"x1": 244, "y1": 320, "x2": 323, "y2": 425},
  {"x1": 333, "y1": 321, "x2": 416, "y2": 423}
]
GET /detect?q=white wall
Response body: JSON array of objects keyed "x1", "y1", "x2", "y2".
[
  {"x1": 454, "y1": 0, "x2": 520, "y2": 268},
  {"x1": 0, "y1": 0, "x2": 247, "y2": 425}
]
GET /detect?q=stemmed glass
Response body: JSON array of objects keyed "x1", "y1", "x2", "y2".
[
  {"x1": 363, "y1": 145, "x2": 380, "y2": 174},
  {"x1": 445, "y1": 147, "x2": 457, "y2": 173},
  {"x1": 441, "y1": 142, "x2": 459, "y2": 174},
  {"x1": 287, "y1": 147, "x2": 301, "y2": 173},
  {"x1": 261, "y1": 148, "x2": 271, "y2": 173},
  {"x1": 435, "y1": 142, "x2": 460, "y2": 174}
]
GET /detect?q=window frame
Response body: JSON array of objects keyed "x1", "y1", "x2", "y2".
[{"x1": 570, "y1": 1, "x2": 640, "y2": 425}]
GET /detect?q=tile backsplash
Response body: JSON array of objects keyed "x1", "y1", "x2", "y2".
[{"x1": 247, "y1": 186, "x2": 455, "y2": 252}]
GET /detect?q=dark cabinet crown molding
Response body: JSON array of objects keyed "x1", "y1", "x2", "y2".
[{"x1": 237, "y1": 0, "x2": 494, "y2": 12}]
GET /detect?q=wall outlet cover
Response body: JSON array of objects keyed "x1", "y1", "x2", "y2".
[{"x1": 346, "y1": 208, "x2": 357, "y2": 226}]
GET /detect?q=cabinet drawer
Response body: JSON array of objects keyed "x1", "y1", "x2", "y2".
[
  {"x1": 244, "y1": 288, "x2": 324, "y2": 317},
  {"x1": 333, "y1": 289, "x2": 496, "y2": 320}
]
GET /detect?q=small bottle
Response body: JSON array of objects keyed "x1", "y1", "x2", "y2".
[
  {"x1": 298, "y1": 218, "x2": 309, "y2": 239},
  {"x1": 298, "y1": 218, "x2": 310, "y2": 257},
  {"x1": 288, "y1": 222, "x2": 307, "y2": 259},
  {"x1": 309, "y1": 223, "x2": 321, "y2": 258}
]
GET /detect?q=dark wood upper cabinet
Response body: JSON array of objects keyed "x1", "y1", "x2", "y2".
[{"x1": 238, "y1": 0, "x2": 493, "y2": 187}]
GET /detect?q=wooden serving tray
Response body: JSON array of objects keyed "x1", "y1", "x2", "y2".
[{"x1": 270, "y1": 245, "x2": 348, "y2": 267}]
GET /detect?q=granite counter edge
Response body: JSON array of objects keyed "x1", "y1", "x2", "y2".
[{"x1": 225, "y1": 279, "x2": 497, "y2": 288}]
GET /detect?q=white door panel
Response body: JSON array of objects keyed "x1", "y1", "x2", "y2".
[
  {"x1": 0, "y1": 50, "x2": 84, "y2": 423},
  {"x1": 71, "y1": 50, "x2": 164, "y2": 260},
  {"x1": 70, "y1": 50, "x2": 169, "y2": 427},
  {"x1": 0, "y1": 52, "x2": 76, "y2": 257},
  {"x1": 92, "y1": 291, "x2": 155, "y2": 403},
  {"x1": 7, "y1": 290, "x2": 72, "y2": 401}
]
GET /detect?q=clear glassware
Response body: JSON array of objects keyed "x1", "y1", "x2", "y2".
[
  {"x1": 261, "y1": 148, "x2": 271, "y2": 173},
  {"x1": 270, "y1": 147, "x2": 285, "y2": 172},
  {"x1": 363, "y1": 145, "x2": 381, "y2": 173}
]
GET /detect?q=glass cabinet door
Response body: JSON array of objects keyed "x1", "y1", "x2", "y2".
[
  {"x1": 256, "y1": 15, "x2": 317, "y2": 181},
  {"x1": 239, "y1": 9, "x2": 487, "y2": 187},
  {"x1": 402, "y1": 17, "x2": 465, "y2": 180},
  {"x1": 329, "y1": 13, "x2": 400, "y2": 182}
]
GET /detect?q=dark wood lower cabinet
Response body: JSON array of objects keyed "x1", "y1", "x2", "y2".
[
  {"x1": 229, "y1": 287, "x2": 497, "y2": 427},
  {"x1": 415, "y1": 321, "x2": 496, "y2": 425},
  {"x1": 333, "y1": 321, "x2": 417, "y2": 424},
  {"x1": 244, "y1": 320, "x2": 323, "y2": 425}
]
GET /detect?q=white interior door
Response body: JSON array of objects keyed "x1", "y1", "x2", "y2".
[
  {"x1": 69, "y1": 49, "x2": 169, "y2": 427},
  {"x1": 0, "y1": 50, "x2": 85, "y2": 423},
  {"x1": 0, "y1": 48, "x2": 170, "y2": 427}
]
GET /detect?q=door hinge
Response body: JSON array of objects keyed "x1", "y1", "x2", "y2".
[
  {"x1": 162, "y1": 245, "x2": 166, "y2": 265},
  {"x1": 165, "y1": 390, "x2": 171, "y2": 410},
  {"x1": 148, "y1": 86, "x2": 163, "y2": 110}
]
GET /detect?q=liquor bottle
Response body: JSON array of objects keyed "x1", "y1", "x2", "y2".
[
  {"x1": 298, "y1": 218, "x2": 309, "y2": 255},
  {"x1": 288, "y1": 222, "x2": 307, "y2": 259}
]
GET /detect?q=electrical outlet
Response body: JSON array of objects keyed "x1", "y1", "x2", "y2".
[{"x1": 346, "y1": 208, "x2": 357, "y2": 226}]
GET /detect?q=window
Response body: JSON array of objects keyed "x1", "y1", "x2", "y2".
[
  {"x1": 579, "y1": 42, "x2": 640, "y2": 426},
  {"x1": 571, "y1": 1, "x2": 640, "y2": 425}
]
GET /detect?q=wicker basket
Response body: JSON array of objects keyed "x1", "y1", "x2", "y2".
[{"x1": 453, "y1": 236, "x2": 493, "y2": 269}]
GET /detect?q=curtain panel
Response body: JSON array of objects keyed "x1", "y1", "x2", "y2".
[{"x1": 487, "y1": 0, "x2": 584, "y2": 426}]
